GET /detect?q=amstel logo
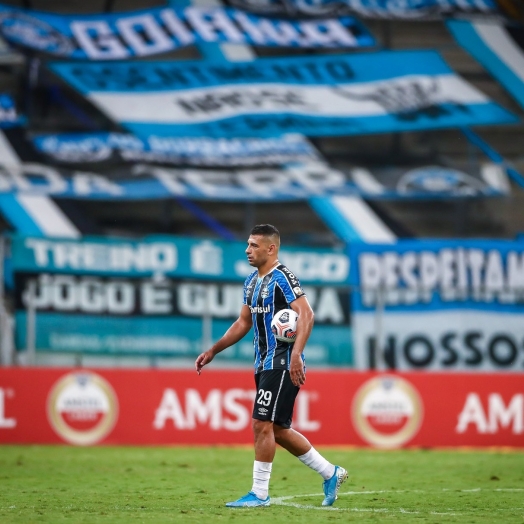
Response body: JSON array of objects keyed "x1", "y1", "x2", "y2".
[
  {"x1": 47, "y1": 372, "x2": 118, "y2": 446},
  {"x1": 351, "y1": 375, "x2": 423, "y2": 449}
]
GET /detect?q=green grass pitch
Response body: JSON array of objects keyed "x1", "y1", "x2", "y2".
[{"x1": 0, "y1": 445, "x2": 523, "y2": 523}]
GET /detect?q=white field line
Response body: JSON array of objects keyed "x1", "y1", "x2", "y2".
[
  {"x1": 3, "y1": 489, "x2": 524, "y2": 514},
  {"x1": 442, "y1": 488, "x2": 524, "y2": 492},
  {"x1": 271, "y1": 488, "x2": 524, "y2": 515}
]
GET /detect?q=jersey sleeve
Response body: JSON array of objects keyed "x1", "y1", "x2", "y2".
[
  {"x1": 275, "y1": 265, "x2": 306, "y2": 304},
  {"x1": 243, "y1": 272, "x2": 257, "y2": 305}
]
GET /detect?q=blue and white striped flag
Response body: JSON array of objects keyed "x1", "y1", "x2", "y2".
[{"x1": 50, "y1": 50, "x2": 517, "y2": 138}]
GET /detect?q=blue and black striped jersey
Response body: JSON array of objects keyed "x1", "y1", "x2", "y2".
[{"x1": 243, "y1": 263, "x2": 306, "y2": 374}]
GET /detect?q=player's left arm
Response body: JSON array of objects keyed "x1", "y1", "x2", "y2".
[{"x1": 289, "y1": 295, "x2": 314, "y2": 387}]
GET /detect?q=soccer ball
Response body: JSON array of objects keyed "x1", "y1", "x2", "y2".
[{"x1": 271, "y1": 309, "x2": 298, "y2": 343}]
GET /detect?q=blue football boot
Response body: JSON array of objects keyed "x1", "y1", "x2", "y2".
[
  {"x1": 226, "y1": 491, "x2": 270, "y2": 508},
  {"x1": 322, "y1": 466, "x2": 348, "y2": 506}
]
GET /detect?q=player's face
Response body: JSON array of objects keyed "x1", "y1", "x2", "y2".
[{"x1": 245, "y1": 235, "x2": 272, "y2": 268}]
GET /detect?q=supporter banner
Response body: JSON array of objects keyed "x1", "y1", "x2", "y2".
[
  {"x1": 447, "y1": 19, "x2": 524, "y2": 111},
  {"x1": 32, "y1": 132, "x2": 321, "y2": 167},
  {"x1": 0, "y1": 160, "x2": 354, "y2": 201},
  {"x1": 13, "y1": 275, "x2": 351, "y2": 363},
  {"x1": 350, "y1": 163, "x2": 509, "y2": 198},
  {"x1": 14, "y1": 312, "x2": 351, "y2": 364},
  {"x1": 14, "y1": 275, "x2": 350, "y2": 319},
  {"x1": 0, "y1": 368, "x2": 522, "y2": 447},
  {"x1": 49, "y1": 51, "x2": 517, "y2": 138},
  {"x1": 11, "y1": 235, "x2": 350, "y2": 283},
  {"x1": 0, "y1": 93, "x2": 22, "y2": 127},
  {"x1": 0, "y1": 3, "x2": 374, "y2": 60},
  {"x1": 0, "y1": 159, "x2": 508, "y2": 201},
  {"x1": 350, "y1": 240, "x2": 524, "y2": 372},
  {"x1": 0, "y1": 124, "x2": 511, "y2": 199},
  {"x1": 12, "y1": 236, "x2": 351, "y2": 362},
  {"x1": 228, "y1": 0, "x2": 496, "y2": 19}
]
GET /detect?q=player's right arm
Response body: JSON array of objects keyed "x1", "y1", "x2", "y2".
[{"x1": 195, "y1": 304, "x2": 253, "y2": 374}]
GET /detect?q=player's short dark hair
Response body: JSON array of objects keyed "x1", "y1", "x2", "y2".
[{"x1": 250, "y1": 224, "x2": 280, "y2": 238}]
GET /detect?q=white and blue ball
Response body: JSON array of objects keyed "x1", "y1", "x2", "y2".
[{"x1": 270, "y1": 309, "x2": 298, "y2": 343}]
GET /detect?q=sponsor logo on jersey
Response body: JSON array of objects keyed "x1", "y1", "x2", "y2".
[
  {"x1": 47, "y1": 371, "x2": 119, "y2": 445},
  {"x1": 250, "y1": 305, "x2": 270, "y2": 314},
  {"x1": 293, "y1": 286, "x2": 304, "y2": 296},
  {"x1": 351, "y1": 375, "x2": 422, "y2": 449},
  {"x1": 258, "y1": 407, "x2": 268, "y2": 414}
]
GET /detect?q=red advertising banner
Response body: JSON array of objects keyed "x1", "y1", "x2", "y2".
[{"x1": 0, "y1": 367, "x2": 522, "y2": 448}]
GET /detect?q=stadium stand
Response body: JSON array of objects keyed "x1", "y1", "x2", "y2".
[
  {"x1": 0, "y1": 0, "x2": 523, "y2": 370},
  {"x1": 0, "y1": 0, "x2": 522, "y2": 242}
]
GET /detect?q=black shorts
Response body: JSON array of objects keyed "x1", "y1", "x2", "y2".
[{"x1": 253, "y1": 370, "x2": 300, "y2": 429}]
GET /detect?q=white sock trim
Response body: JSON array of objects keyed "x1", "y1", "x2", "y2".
[
  {"x1": 297, "y1": 447, "x2": 336, "y2": 480},
  {"x1": 252, "y1": 460, "x2": 272, "y2": 499}
]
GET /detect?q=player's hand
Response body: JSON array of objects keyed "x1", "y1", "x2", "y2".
[
  {"x1": 195, "y1": 351, "x2": 214, "y2": 375},
  {"x1": 289, "y1": 353, "x2": 305, "y2": 387}
]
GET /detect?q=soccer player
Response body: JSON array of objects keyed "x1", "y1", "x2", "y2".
[{"x1": 195, "y1": 224, "x2": 347, "y2": 508}]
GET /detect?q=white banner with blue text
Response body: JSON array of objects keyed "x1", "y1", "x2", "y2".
[
  {"x1": 49, "y1": 51, "x2": 517, "y2": 138},
  {"x1": 350, "y1": 240, "x2": 524, "y2": 372}
]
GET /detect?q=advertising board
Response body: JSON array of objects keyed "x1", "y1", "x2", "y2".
[{"x1": 0, "y1": 368, "x2": 521, "y2": 447}]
